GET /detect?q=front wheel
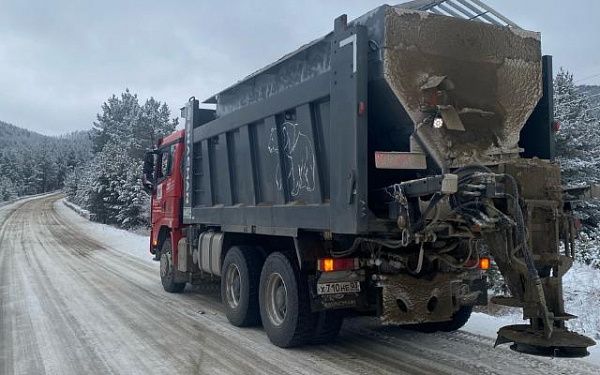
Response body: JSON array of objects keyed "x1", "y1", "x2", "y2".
[
  {"x1": 259, "y1": 252, "x2": 315, "y2": 348},
  {"x1": 160, "y1": 240, "x2": 186, "y2": 293}
]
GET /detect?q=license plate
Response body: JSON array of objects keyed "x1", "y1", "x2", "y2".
[{"x1": 317, "y1": 281, "x2": 361, "y2": 295}]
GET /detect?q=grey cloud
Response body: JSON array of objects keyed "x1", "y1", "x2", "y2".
[{"x1": 0, "y1": 0, "x2": 598, "y2": 135}]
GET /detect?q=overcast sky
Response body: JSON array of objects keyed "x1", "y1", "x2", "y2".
[{"x1": 1, "y1": 0, "x2": 598, "y2": 136}]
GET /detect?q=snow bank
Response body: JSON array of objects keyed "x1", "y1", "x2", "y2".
[
  {"x1": 465, "y1": 312, "x2": 521, "y2": 338},
  {"x1": 564, "y1": 262, "x2": 600, "y2": 341},
  {"x1": 63, "y1": 198, "x2": 91, "y2": 220},
  {"x1": 0, "y1": 191, "x2": 58, "y2": 208},
  {"x1": 0, "y1": 198, "x2": 15, "y2": 208},
  {"x1": 464, "y1": 312, "x2": 600, "y2": 366},
  {"x1": 56, "y1": 198, "x2": 152, "y2": 263},
  {"x1": 466, "y1": 262, "x2": 600, "y2": 366},
  {"x1": 514, "y1": 262, "x2": 600, "y2": 346}
]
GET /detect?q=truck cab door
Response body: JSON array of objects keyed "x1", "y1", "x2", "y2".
[{"x1": 152, "y1": 145, "x2": 175, "y2": 224}]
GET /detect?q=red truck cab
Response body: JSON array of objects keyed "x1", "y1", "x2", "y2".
[{"x1": 143, "y1": 130, "x2": 186, "y2": 259}]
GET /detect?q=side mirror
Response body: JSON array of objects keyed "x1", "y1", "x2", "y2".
[{"x1": 142, "y1": 151, "x2": 156, "y2": 193}]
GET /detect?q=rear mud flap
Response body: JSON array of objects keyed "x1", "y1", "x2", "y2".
[{"x1": 379, "y1": 273, "x2": 474, "y2": 325}]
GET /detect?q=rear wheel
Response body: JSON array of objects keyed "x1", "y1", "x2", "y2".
[
  {"x1": 407, "y1": 306, "x2": 473, "y2": 333},
  {"x1": 259, "y1": 252, "x2": 315, "y2": 348},
  {"x1": 437, "y1": 305, "x2": 472, "y2": 332},
  {"x1": 160, "y1": 240, "x2": 186, "y2": 293},
  {"x1": 311, "y1": 310, "x2": 344, "y2": 344},
  {"x1": 221, "y1": 246, "x2": 262, "y2": 327}
]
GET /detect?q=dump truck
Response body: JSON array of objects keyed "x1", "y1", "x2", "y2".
[{"x1": 142, "y1": 2, "x2": 596, "y2": 356}]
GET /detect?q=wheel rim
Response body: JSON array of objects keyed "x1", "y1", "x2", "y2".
[
  {"x1": 265, "y1": 272, "x2": 287, "y2": 326},
  {"x1": 225, "y1": 264, "x2": 242, "y2": 309},
  {"x1": 160, "y1": 253, "x2": 169, "y2": 278}
]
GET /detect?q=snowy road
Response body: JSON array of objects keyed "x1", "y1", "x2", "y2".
[{"x1": 1, "y1": 194, "x2": 599, "y2": 375}]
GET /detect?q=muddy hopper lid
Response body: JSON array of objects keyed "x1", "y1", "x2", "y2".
[{"x1": 382, "y1": 6, "x2": 542, "y2": 167}]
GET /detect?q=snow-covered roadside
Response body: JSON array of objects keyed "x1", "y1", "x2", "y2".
[
  {"x1": 57, "y1": 197, "x2": 600, "y2": 365},
  {"x1": 465, "y1": 262, "x2": 600, "y2": 366},
  {"x1": 63, "y1": 198, "x2": 91, "y2": 220},
  {"x1": 564, "y1": 262, "x2": 600, "y2": 340},
  {"x1": 563, "y1": 262, "x2": 600, "y2": 365},
  {"x1": 0, "y1": 199, "x2": 15, "y2": 208},
  {"x1": 464, "y1": 312, "x2": 600, "y2": 366},
  {"x1": 0, "y1": 191, "x2": 58, "y2": 209},
  {"x1": 57, "y1": 198, "x2": 152, "y2": 263}
]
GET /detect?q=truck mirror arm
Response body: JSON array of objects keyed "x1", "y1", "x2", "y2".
[
  {"x1": 142, "y1": 150, "x2": 157, "y2": 193},
  {"x1": 142, "y1": 177, "x2": 154, "y2": 194}
]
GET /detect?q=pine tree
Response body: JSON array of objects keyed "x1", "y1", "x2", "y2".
[
  {"x1": 555, "y1": 68, "x2": 600, "y2": 227},
  {"x1": 131, "y1": 98, "x2": 177, "y2": 159},
  {"x1": 91, "y1": 89, "x2": 141, "y2": 153},
  {"x1": 0, "y1": 121, "x2": 91, "y2": 198},
  {"x1": 0, "y1": 176, "x2": 17, "y2": 202},
  {"x1": 554, "y1": 68, "x2": 600, "y2": 268},
  {"x1": 64, "y1": 166, "x2": 81, "y2": 202},
  {"x1": 116, "y1": 161, "x2": 150, "y2": 228},
  {"x1": 70, "y1": 90, "x2": 176, "y2": 228}
]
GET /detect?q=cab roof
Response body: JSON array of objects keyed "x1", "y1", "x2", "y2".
[{"x1": 158, "y1": 129, "x2": 185, "y2": 147}]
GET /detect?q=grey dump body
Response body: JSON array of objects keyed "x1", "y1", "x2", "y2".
[{"x1": 182, "y1": 5, "x2": 545, "y2": 235}]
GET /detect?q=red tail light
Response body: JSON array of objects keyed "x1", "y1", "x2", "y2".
[{"x1": 317, "y1": 258, "x2": 358, "y2": 272}]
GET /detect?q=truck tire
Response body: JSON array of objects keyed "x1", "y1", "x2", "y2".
[
  {"x1": 160, "y1": 240, "x2": 186, "y2": 293},
  {"x1": 407, "y1": 306, "x2": 473, "y2": 333},
  {"x1": 221, "y1": 246, "x2": 262, "y2": 327},
  {"x1": 259, "y1": 251, "x2": 315, "y2": 348},
  {"x1": 311, "y1": 310, "x2": 344, "y2": 345}
]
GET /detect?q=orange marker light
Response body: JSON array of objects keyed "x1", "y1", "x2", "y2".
[
  {"x1": 152, "y1": 239, "x2": 158, "y2": 247},
  {"x1": 317, "y1": 258, "x2": 357, "y2": 272},
  {"x1": 323, "y1": 258, "x2": 334, "y2": 272},
  {"x1": 479, "y1": 257, "x2": 491, "y2": 270}
]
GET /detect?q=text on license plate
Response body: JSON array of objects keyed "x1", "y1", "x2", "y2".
[{"x1": 317, "y1": 281, "x2": 361, "y2": 295}]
